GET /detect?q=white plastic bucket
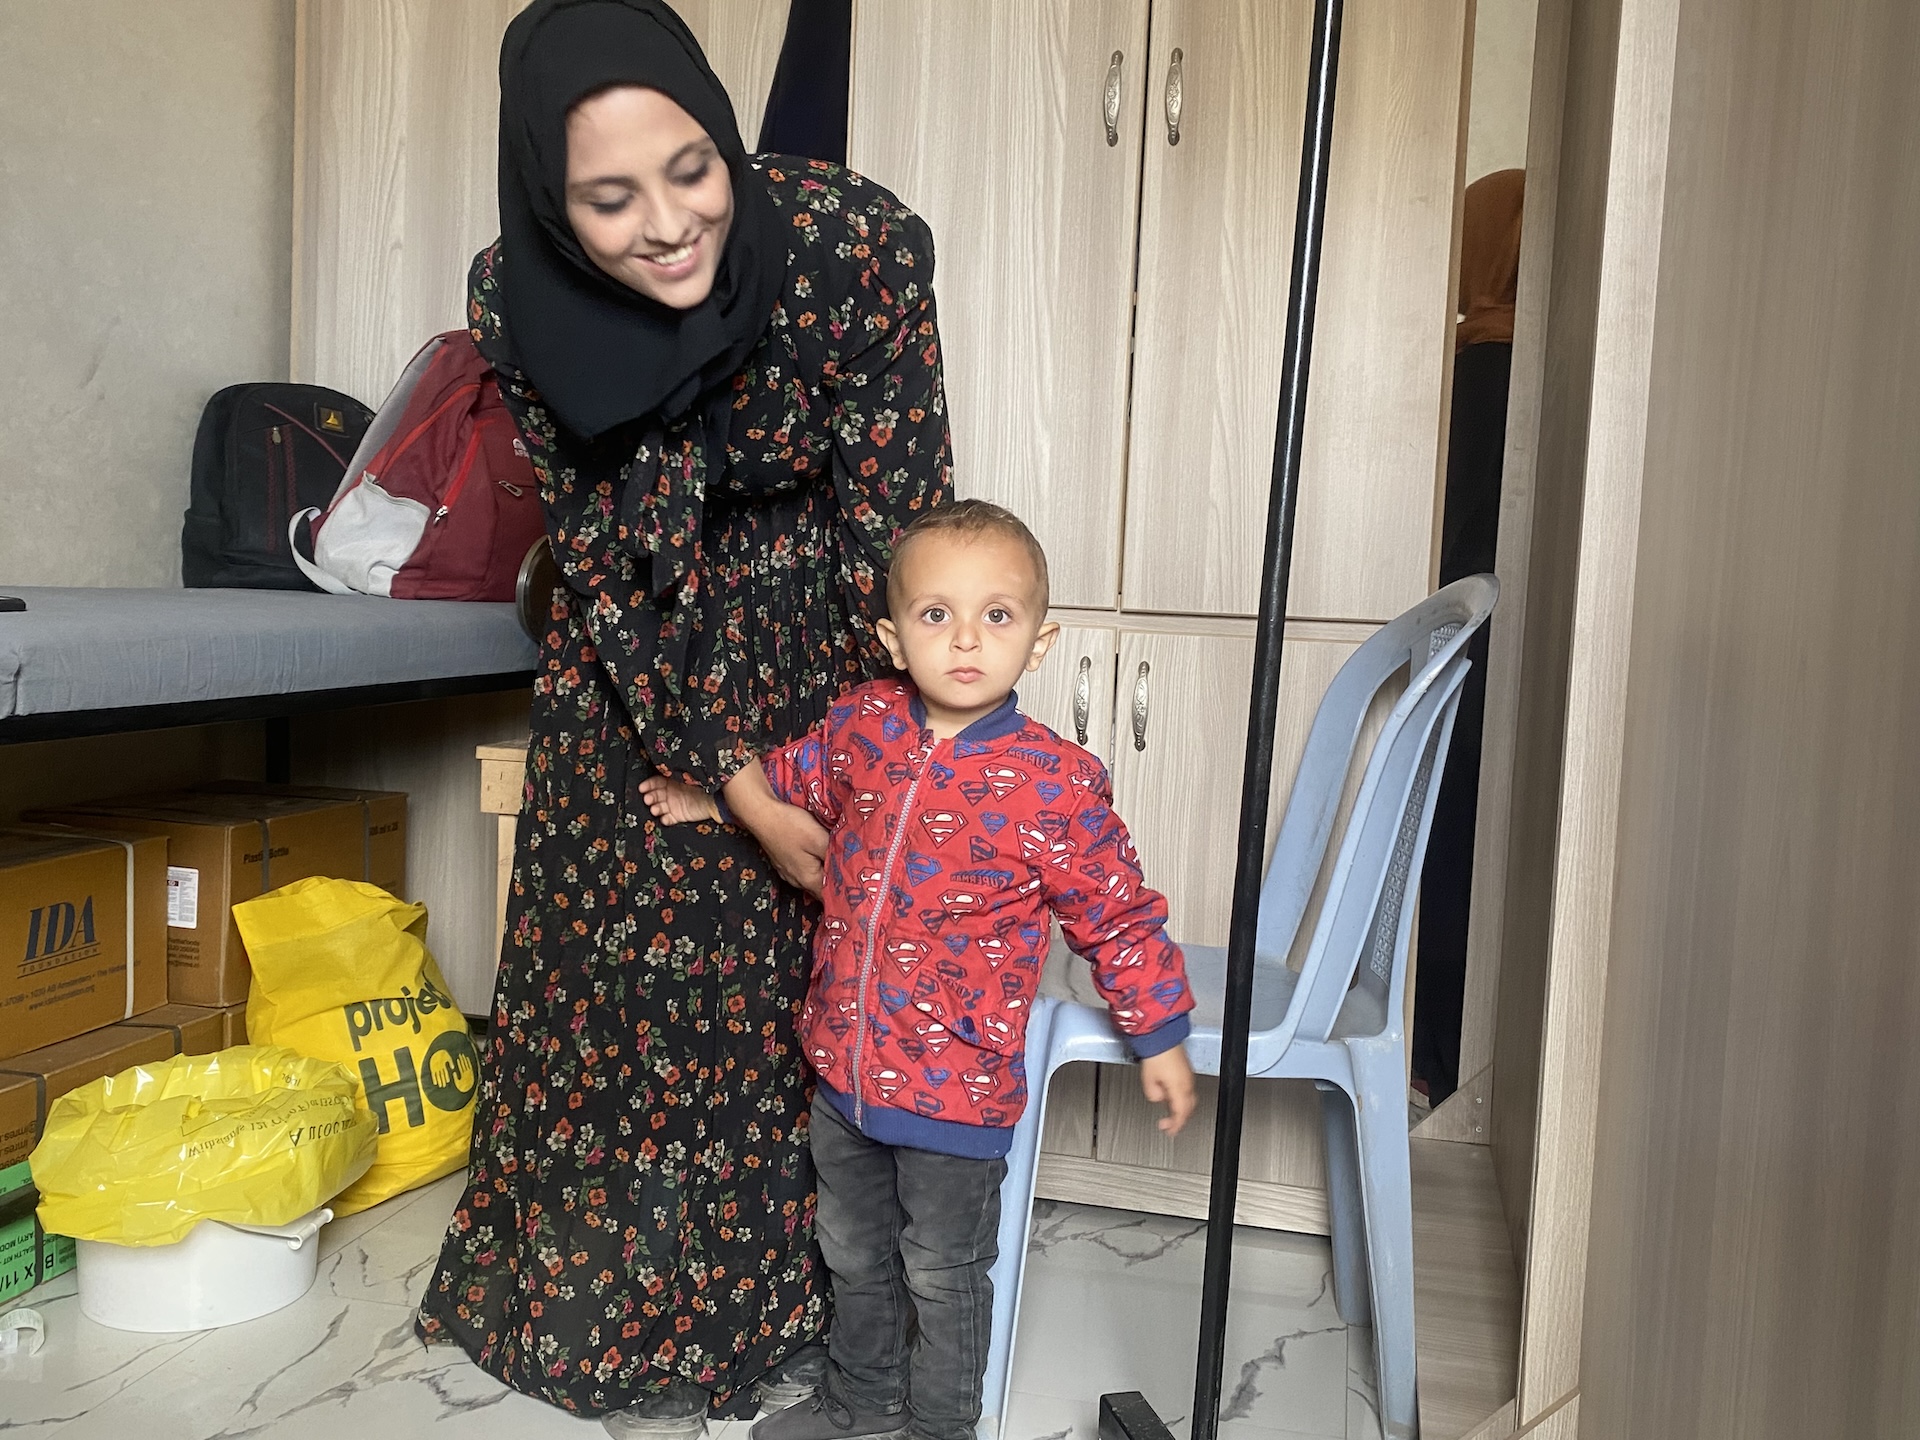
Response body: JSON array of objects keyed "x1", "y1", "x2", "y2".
[{"x1": 76, "y1": 1207, "x2": 332, "y2": 1332}]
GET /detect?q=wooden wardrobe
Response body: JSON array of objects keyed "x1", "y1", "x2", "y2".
[{"x1": 846, "y1": 0, "x2": 1471, "y2": 1235}]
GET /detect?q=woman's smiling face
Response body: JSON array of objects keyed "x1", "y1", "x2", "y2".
[{"x1": 563, "y1": 84, "x2": 734, "y2": 309}]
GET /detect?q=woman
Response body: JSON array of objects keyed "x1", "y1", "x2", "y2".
[
  {"x1": 416, "y1": 2, "x2": 951, "y2": 1432},
  {"x1": 1411, "y1": 167, "x2": 1523, "y2": 1104}
]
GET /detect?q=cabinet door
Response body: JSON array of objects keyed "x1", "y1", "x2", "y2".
[
  {"x1": 1024, "y1": 624, "x2": 1116, "y2": 1162},
  {"x1": 1121, "y1": 0, "x2": 1470, "y2": 620},
  {"x1": 1109, "y1": 627, "x2": 1364, "y2": 948},
  {"x1": 1016, "y1": 622, "x2": 1118, "y2": 761},
  {"x1": 848, "y1": 1, "x2": 1150, "y2": 609}
]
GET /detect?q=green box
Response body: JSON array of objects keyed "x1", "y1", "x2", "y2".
[
  {"x1": 40, "y1": 1225, "x2": 75, "y2": 1283},
  {"x1": 0, "y1": 1187, "x2": 72, "y2": 1304},
  {"x1": 0, "y1": 1197, "x2": 36, "y2": 1305}
]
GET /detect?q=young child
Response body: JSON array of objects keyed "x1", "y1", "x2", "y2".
[{"x1": 641, "y1": 500, "x2": 1196, "y2": 1440}]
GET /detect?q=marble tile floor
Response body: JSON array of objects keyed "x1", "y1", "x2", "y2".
[{"x1": 0, "y1": 1177, "x2": 1380, "y2": 1440}]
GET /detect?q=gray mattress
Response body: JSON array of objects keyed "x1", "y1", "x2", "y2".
[{"x1": 0, "y1": 588, "x2": 538, "y2": 720}]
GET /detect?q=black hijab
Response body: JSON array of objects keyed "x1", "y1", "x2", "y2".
[{"x1": 496, "y1": 0, "x2": 784, "y2": 440}]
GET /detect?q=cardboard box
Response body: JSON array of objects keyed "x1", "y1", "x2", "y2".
[
  {"x1": 34, "y1": 786, "x2": 407, "y2": 1007},
  {"x1": 0, "y1": 828, "x2": 169, "y2": 1061},
  {"x1": 220, "y1": 1002, "x2": 249, "y2": 1048},
  {"x1": 0, "y1": 1025, "x2": 178, "y2": 1302},
  {"x1": 193, "y1": 783, "x2": 408, "y2": 896},
  {"x1": 0, "y1": 1071, "x2": 38, "y2": 1304},
  {"x1": 0, "y1": 1026, "x2": 180, "y2": 1179},
  {"x1": 0, "y1": 1071, "x2": 37, "y2": 1200},
  {"x1": 119, "y1": 1003, "x2": 225, "y2": 1057}
]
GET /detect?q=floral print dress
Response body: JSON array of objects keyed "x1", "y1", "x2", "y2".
[{"x1": 417, "y1": 159, "x2": 951, "y2": 1416}]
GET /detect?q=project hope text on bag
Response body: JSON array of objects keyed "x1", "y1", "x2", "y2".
[
  {"x1": 235, "y1": 877, "x2": 478, "y2": 1216},
  {"x1": 341, "y1": 972, "x2": 479, "y2": 1133}
]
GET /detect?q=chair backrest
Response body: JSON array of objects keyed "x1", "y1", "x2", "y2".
[{"x1": 1246, "y1": 574, "x2": 1497, "y2": 1068}]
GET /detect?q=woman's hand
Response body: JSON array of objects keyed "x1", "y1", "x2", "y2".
[{"x1": 723, "y1": 763, "x2": 829, "y2": 898}]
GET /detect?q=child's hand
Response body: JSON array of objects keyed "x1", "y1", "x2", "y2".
[
  {"x1": 1139, "y1": 1046, "x2": 1197, "y2": 1136},
  {"x1": 638, "y1": 775, "x2": 722, "y2": 826},
  {"x1": 723, "y1": 762, "x2": 829, "y2": 897}
]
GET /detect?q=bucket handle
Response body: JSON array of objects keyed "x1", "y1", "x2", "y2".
[{"x1": 224, "y1": 1206, "x2": 334, "y2": 1251}]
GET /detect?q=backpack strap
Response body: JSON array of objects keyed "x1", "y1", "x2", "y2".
[{"x1": 288, "y1": 509, "x2": 354, "y2": 595}]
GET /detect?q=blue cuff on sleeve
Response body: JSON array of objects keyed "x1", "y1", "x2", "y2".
[
  {"x1": 1128, "y1": 1013, "x2": 1191, "y2": 1060},
  {"x1": 713, "y1": 791, "x2": 733, "y2": 824}
]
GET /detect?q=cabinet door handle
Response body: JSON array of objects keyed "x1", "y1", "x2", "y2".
[
  {"x1": 1103, "y1": 51, "x2": 1124, "y2": 147},
  {"x1": 1164, "y1": 47, "x2": 1184, "y2": 146},
  {"x1": 1074, "y1": 655, "x2": 1092, "y2": 745},
  {"x1": 1131, "y1": 661, "x2": 1151, "y2": 751}
]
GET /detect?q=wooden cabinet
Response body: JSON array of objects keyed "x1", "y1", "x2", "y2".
[
  {"x1": 1031, "y1": 623, "x2": 1373, "y2": 1235},
  {"x1": 1026, "y1": 621, "x2": 1383, "y2": 1232},
  {"x1": 1108, "y1": 624, "x2": 1365, "y2": 948},
  {"x1": 848, "y1": 1, "x2": 1149, "y2": 609},
  {"x1": 1022, "y1": 619, "x2": 1370, "y2": 951},
  {"x1": 1094, "y1": 1069, "x2": 1330, "y2": 1222},
  {"x1": 1109, "y1": 628, "x2": 1259, "y2": 946},
  {"x1": 1124, "y1": 0, "x2": 1466, "y2": 620},
  {"x1": 1017, "y1": 621, "x2": 1119, "y2": 761},
  {"x1": 1025, "y1": 619, "x2": 1379, "y2": 956},
  {"x1": 851, "y1": 0, "x2": 1469, "y2": 1232},
  {"x1": 851, "y1": 0, "x2": 1465, "y2": 625}
]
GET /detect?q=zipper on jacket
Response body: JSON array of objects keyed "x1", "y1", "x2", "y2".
[{"x1": 851, "y1": 745, "x2": 934, "y2": 1126}]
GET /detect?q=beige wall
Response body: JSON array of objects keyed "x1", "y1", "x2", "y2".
[
  {"x1": 1467, "y1": 0, "x2": 1540, "y2": 182},
  {"x1": 291, "y1": 0, "x2": 783, "y2": 407},
  {"x1": 0, "y1": 1, "x2": 296, "y2": 589}
]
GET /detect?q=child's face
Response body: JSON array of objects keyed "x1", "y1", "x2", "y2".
[{"x1": 878, "y1": 530, "x2": 1060, "y2": 734}]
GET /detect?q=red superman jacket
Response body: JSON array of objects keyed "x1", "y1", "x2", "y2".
[{"x1": 762, "y1": 678, "x2": 1193, "y2": 1159}]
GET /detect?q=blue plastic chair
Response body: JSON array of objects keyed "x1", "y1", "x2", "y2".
[{"x1": 979, "y1": 575, "x2": 1498, "y2": 1440}]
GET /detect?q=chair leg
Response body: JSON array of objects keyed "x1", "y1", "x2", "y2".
[
  {"x1": 1349, "y1": 1046, "x2": 1419, "y2": 1440},
  {"x1": 1316, "y1": 1081, "x2": 1372, "y2": 1328},
  {"x1": 977, "y1": 1000, "x2": 1059, "y2": 1439}
]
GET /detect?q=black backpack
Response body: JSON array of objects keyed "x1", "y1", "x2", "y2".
[{"x1": 182, "y1": 383, "x2": 375, "y2": 589}]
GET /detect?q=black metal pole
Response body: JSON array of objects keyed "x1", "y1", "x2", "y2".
[{"x1": 1189, "y1": 5, "x2": 1343, "y2": 1439}]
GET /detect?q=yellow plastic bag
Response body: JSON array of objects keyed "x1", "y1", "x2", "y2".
[
  {"x1": 235, "y1": 877, "x2": 477, "y2": 1216},
  {"x1": 30, "y1": 1045, "x2": 376, "y2": 1247}
]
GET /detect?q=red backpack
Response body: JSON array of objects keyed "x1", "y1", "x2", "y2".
[{"x1": 291, "y1": 331, "x2": 544, "y2": 601}]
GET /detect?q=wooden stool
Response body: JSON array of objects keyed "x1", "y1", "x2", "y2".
[{"x1": 475, "y1": 736, "x2": 528, "y2": 945}]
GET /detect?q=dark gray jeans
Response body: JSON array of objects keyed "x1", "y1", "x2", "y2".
[{"x1": 810, "y1": 1096, "x2": 1007, "y2": 1440}]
